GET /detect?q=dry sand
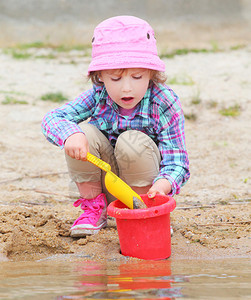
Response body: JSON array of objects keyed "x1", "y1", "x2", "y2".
[{"x1": 0, "y1": 44, "x2": 250, "y2": 262}]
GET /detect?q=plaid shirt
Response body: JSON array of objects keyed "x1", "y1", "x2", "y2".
[{"x1": 41, "y1": 83, "x2": 190, "y2": 195}]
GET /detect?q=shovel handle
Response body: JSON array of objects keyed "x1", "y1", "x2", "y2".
[{"x1": 86, "y1": 152, "x2": 111, "y2": 172}]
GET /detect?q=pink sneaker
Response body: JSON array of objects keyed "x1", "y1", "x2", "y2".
[{"x1": 70, "y1": 193, "x2": 107, "y2": 237}]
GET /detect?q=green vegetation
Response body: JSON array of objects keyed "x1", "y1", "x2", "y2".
[
  {"x1": 207, "y1": 100, "x2": 218, "y2": 109},
  {"x1": 0, "y1": 90, "x2": 26, "y2": 96},
  {"x1": 3, "y1": 42, "x2": 246, "y2": 61},
  {"x1": 167, "y1": 74, "x2": 194, "y2": 86},
  {"x1": 9, "y1": 41, "x2": 91, "y2": 52},
  {"x1": 219, "y1": 104, "x2": 241, "y2": 117},
  {"x1": 10, "y1": 51, "x2": 32, "y2": 59},
  {"x1": 41, "y1": 92, "x2": 68, "y2": 103},
  {"x1": 219, "y1": 199, "x2": 229, "y2": 205},
  {"x1": 3, "y1": 48, "x2": 30, "y2": 60},
  {"x1": 160, "y1": 43, "x2": 246, "y2": 59},
  {"x1": 2, "y1": 96, "x2": 28, "y2": 105},
  {"x1": 191, "y1": 89, "x2": 201, "y2": 105},
  {"x1": 184, "y1": 112, "x2": 197, "y2": 121},
  {"x1": 243, "y1": 178, "x2": 249, "y2": 184},
  {"x1": 230, "y1": 44, "x2": 246, "y2": 51},
  {"x1": 3, "y1": 42, "x2": 92, "y2": 60},
  {"x1": 16, "y1": 41, "x2": 46, "y2": 49},
  {"x1": 35, "y1": 54, "x2": 57, "y2": 59},
  {"x1": 213, "y1": 141, "x2": 228, "y2": 148},
  {"x1": 160, "y1": 48, "x2": 211, "y2": 59},
  {"x1": 191, "y1": 98, "x2": 201, "y2": 105}
]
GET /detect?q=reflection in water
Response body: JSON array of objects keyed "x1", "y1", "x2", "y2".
[
  {"x1": 0, "y1": 257, "x2": 250, "y2": 299},
  {"x1": 57, "y1": 260, "x2": 185, "y2": 299}
]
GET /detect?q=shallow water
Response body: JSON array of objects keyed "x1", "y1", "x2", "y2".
[{"x1": 0, "y1": 256, "x2": 250, "y2": 300}]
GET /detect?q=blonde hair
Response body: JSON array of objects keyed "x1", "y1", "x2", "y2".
[{"x1": 88, "y1": 69, "x2": 166, "y2": 86}]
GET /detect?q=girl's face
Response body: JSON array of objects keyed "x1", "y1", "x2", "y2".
[{"x1": 100, "y1": 68, "x2": 151, "y2": 109}]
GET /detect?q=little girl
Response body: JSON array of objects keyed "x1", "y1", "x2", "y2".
[{"x1": 41, "y1": 15, "x2": 190, "y2": 237}]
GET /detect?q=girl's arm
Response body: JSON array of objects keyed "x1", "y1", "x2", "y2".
[
  {"x1": 153, "y1": 89, "x2": 190, "y2": 196},
  {"x1": 41, "y1": 88, "x2": 96, "y2": 149},
  {"x1": 147, "y1": 178, "x2": 172, "y2": 198},
  {"x1": 64, "y1": 132, "x2": 89, "y2": 161}
]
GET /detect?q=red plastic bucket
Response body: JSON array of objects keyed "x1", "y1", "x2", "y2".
[{"x1": 107, "y1": 194, "x2": 176, "y2": 260}]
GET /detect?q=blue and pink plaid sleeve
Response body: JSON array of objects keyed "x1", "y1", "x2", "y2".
[
  {"x1": 41, "y1": 88, "x2": 95, "y2": 149},
  {"x1": 152, "y1": 85, "x2": 190, "y2": 195}
]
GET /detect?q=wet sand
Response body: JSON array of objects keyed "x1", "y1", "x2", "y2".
[{"x1": 0, "y1": 202, "x2": 250, "y2": 261}]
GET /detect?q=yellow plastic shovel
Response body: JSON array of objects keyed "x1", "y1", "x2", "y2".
[{"x1": 86, "y1": 152, "x2": 147, "y2": 209}]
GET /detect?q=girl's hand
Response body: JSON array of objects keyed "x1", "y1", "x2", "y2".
[
  {"x1": 64, "y1": 133, "x2": 89, "y2": 160},
  {"x1": 147, "y1": 178, "x2": 172, "y2": 198}
]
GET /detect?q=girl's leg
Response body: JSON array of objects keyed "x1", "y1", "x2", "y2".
[
  {"x1": 114, "y1": 130, "x2": 161, "y2": 194},
  {"x1": 65, "y1": 123, "x2": 118, "y2": 203},
  {"x1": 65, "y1": 123, "x2": 118, "y2": 236},
  {"x1": 75, "y1": 181, "x2": 102, "y2": 199}
]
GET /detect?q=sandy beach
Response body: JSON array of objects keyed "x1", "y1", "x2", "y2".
[{"x1": 0, "y1": 44, "x2": 250, "y2": 262}]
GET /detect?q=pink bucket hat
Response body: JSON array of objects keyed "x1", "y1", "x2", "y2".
[{"x1": 87, "y1": 15, "x2": 165, "y2": 74}]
